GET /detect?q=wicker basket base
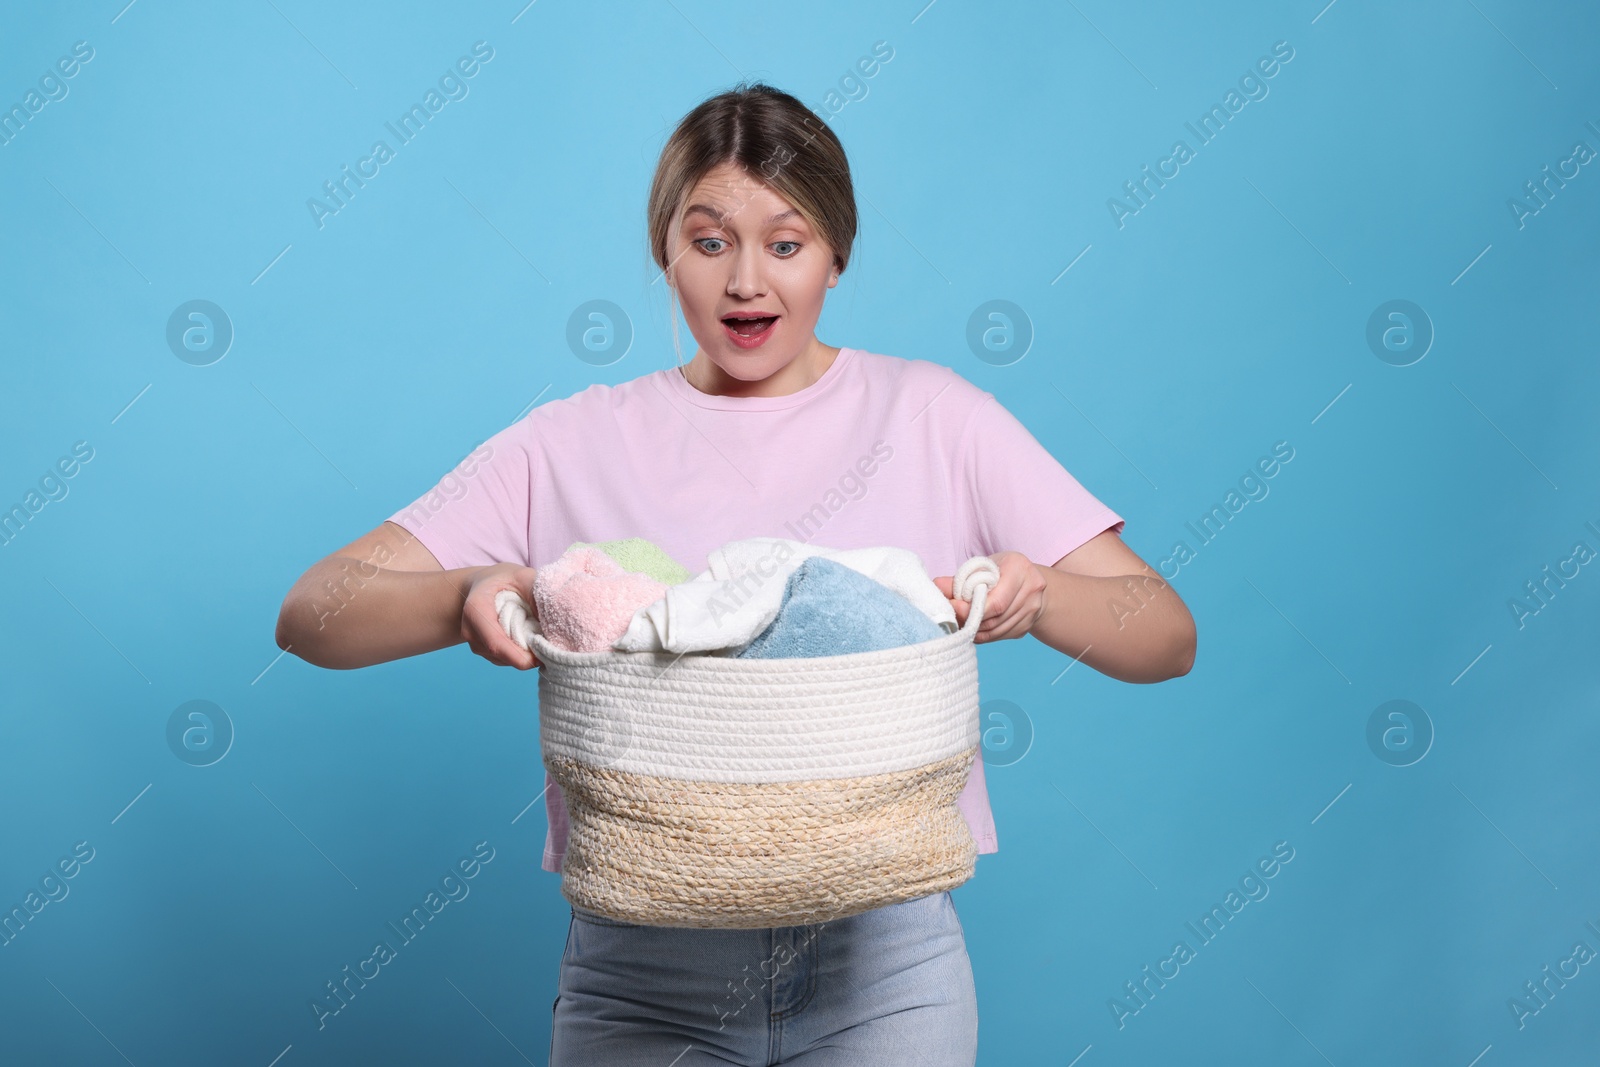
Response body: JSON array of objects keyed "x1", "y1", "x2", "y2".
[{"x1": 551, "y1": 747, "x2": 979, "y2": 928}]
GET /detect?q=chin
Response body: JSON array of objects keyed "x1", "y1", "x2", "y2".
[
  {"x1": 712, "y1": 355, "x2": 779, "y2": 379},
  {"x1": 701, "y1": 338, "x2": 800, "y2": 375}
]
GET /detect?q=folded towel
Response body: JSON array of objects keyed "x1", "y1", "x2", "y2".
[
  {"x1": 533, "y1": 545, "x2": 671, "y2": 652},
  {"x1": 572, "y1": 537, "x2": 693, "y2": 585},
  {"x1": 614, "y1": 537, "x2": 956, "y2": 654},
  {"x1": 734, "y1": 557, "x2": 944, "y2": 659}
]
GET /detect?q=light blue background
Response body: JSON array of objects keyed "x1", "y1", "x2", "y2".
[{"x1": 3, "y1": 1, "x2": 1598, "y2": 1063}]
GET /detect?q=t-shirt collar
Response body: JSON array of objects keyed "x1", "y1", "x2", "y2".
[{"x1": 662, "y1": 347, "x2": 857, "y2": 411}]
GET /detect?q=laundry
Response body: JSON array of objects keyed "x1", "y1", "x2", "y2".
[
  {"x1": 734, "y1": 556, "x2": 943, "y2": 659},
  {"x1": 577, "y1": 537, "x2": 693, "y2": 585},
  {"x1": 613, "y1": 537, "x2": 956, "y2": 654},
  {"x1": 528, "y1": 543, "x2": 675, "y2": 652}
]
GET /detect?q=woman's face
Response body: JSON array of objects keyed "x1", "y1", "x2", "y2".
[{"x1": 668, "y1": 161, "x2": 838, "y2": 383}]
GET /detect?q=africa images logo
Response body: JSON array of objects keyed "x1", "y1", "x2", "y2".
[
  {"x1": 306, "y1": 42, "x2": 495, "y2": 230},
  {"x1": 1107, "y1": 40, "x2": 1296, "y2": 229}
]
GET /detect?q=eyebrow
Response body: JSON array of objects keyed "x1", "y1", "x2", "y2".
[{"x1": 682, "y1": 204, "x2": 802, "y2": 227}]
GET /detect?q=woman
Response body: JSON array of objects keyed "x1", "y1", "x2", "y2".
[{"x1": 277, "y1": 81, "x2": 1195, "y2": 1066}]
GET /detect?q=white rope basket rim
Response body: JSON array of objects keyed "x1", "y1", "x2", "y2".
[{"x1": 497, "y1": 554, "x2": 1001, "y2": 667}]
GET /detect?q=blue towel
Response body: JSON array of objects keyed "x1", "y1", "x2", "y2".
[{"x1": 734, "y1": 557, "x2": 944, "y2": 659}]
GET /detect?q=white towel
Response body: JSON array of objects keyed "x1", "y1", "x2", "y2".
[{"x1": 613, "y1": 537, "x2": 958, "y2": 654}]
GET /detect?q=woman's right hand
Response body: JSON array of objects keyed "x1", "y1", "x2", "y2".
[{"x1": 463, "y1": 562, "x2": 543, "y2": 669}]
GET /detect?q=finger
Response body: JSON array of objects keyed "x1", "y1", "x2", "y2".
[
  {"x1": 465, "y1": 598, "x2": 536, "y2": 670},
  {"x1": 974, "y1": 614, "x2": 1025, "y2": 644},
  {"x1": 486, "y1": 622, "x2": 537, "y2": 669},
  {"x1": 974, "y1": 590, "x2": 1009, "y2": 630},
  {"x1": 462, "y1": 625, "x2": 510, "y2": 666},
  {"x1": 482, "y1": 630, "x2": 536, "y2": 670}
]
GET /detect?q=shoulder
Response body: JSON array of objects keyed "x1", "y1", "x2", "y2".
[
  {"x1": 849, "y1": 348, "x2": 995, "y2": 430},
  {"x1": 514, "y1": 369, "x2": 675, "y2": 437},
  {"x1": 850, "y1": 348, "x2": 983, "y2": 393},
  {"x1": 849, "y1": 347, "x2": 990, "y2": 403}
]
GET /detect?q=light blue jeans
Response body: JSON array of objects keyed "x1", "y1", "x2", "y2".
[{"x1": 549, "y1": 890, "x2": 979, "y2": 1065}]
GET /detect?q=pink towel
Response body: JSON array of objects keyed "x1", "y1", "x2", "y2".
[{"x1": 533, "y1": 546, "x2": 670, "y2": 652}]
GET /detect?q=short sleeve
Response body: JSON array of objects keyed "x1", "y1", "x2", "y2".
[
  {"x1": 385, "y1": 420, "x2": 533, "y2": 571},
  {"x1": 954, "y1": 394, "x2": 1125, "y2": 566}
]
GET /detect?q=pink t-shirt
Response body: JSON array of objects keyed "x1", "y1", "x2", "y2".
[{"x1": 387, "y1": 346, "x2": 1125, "y2": 873}]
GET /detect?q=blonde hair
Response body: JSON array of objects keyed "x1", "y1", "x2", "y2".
[{"x1": 646, "y1": 81, "x2": 858, "y2": 363}]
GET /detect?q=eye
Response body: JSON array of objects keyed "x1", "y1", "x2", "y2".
[
  {"x1": 772, "y1": 241, "x2": 800, "y2": 257},
  {"x1": 694, "y1": 237, "x2": 728, "y2": 254}
]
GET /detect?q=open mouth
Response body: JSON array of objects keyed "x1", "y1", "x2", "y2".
[
  {"x1": 720, "y1": 313, "x2": 779, "y2": 347},
  {"x1": 722, "y1": 314, "x2": 778, "y2": 336}
]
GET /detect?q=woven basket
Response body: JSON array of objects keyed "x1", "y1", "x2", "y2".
[{"x1": 516, "y1": 554, "x2": 1000, "y2": 929}]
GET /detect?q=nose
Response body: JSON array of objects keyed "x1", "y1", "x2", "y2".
[{"x1": 726, "y1": 242, "x2": 768, "y2": 300}]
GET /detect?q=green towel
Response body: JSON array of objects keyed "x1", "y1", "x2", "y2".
[{"x1": 566, "y1": 537, "x2": 693, "y2": 585}]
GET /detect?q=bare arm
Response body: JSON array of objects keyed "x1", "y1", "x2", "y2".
[
  {"x1": 1029, "y1": 530, "x2": 1196, "y2": 683},
  {"x1": 938, "y1": 529, "x2": 1196, "y2": 684},
  {"x1": 275, "y1": 520, "x2": 540, "y2": 671}
]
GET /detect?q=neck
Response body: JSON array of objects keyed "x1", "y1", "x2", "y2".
[{"x1": 681, "y1": 339, "x2": 841, "y2": 398}]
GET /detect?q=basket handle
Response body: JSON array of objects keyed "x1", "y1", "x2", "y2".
[
  {"x1": 951, "y1": 555, "x2": 1001, "y2": 639},
  {"x1": 493, "y1": 554, "x2": 1004, "y2": 659},
  {"x1": 494, "y1": 589, "x2": 604, "y2": 667},
  {"x1": 494, "y1": 588, "x2": 541, "y2": 655}
]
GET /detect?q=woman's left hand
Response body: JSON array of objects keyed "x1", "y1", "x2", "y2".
[{"x1": 932, "y1": 551, "x2": 1046, "y2": 644}]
